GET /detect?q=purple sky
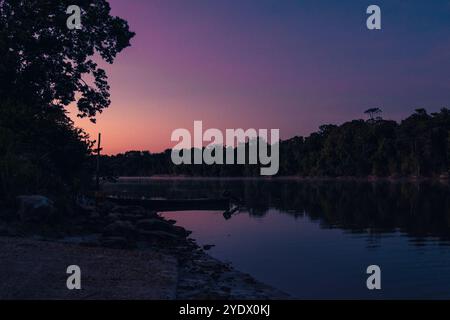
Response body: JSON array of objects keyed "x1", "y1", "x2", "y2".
[{"x1": 73, "y1": 0, "x2": 450, "y2": 154}]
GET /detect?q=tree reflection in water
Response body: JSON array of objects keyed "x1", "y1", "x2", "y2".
[{"x1": 104, "y1": 178, "x2": 450, "y2": 246}]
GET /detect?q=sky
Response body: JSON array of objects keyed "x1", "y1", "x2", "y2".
[{"x1": 71, "y1": 0, "x2": 450, "y2": 154}]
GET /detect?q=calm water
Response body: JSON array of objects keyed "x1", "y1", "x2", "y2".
[{"x1": 105, "y1": 178, "x2": 450, "y2": 299}]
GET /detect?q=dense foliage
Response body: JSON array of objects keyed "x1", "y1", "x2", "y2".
[
  {"x1": 0, "y1": 0, "x2": 134, "y2": 120},
  {"x1": 100, "y1": 108, "x2": 450, "y2": 178},
  {"x1": 0, "y1": 102, "x2": 93, "y2": 199},
  {"x1": 0, "y1": 0, "x2": 134, "y2": 200}
]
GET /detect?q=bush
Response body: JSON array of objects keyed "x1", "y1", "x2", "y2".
[{"x1": 0, "y1": 101, "x2": 94, "y2": 201}]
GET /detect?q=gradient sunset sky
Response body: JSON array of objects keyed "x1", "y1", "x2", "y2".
[{"x1": 72, "y1": 0, "x2": 450, "y2": 154}]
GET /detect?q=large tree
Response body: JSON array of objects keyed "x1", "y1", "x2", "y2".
[
  {"x1": 0, "y1": 0, "x2": 135, "y2": 121},
  {"x1": 0, "y1": 1, "x2": 134, "y2": 199}
]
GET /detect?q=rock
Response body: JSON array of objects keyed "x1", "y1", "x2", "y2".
[
  {"x1": 172, "y1": 225, "x2": 191, "y2": 237},
  {"x1": 107, "y1": 212, "x2": 121, "y2": 221},
  {"x1": 16, "y1": 195, "x2": 56, "y2": 223},
  {"x1": 136, "y1": 218, "x2": 173, "y2": 233},
  {"x1": 0, "y1": 225, "x2": 11, "y2": 236},
  {"x1": 111, "y1": 205, "x2": 127, "y2": 213},
  {"x1": 89, "y1": 211, "x2": 101, "y2": 219},
  {"x1": 139, "y1": 230, "x2": 180, "y2": 242},
  {"x1": 439, "y1": 173, "x2": 449, "y2": 180},
  {"x1": 103, "y1": 220, "x2": 136, "y2": 239},
  {"x1": 118, "y1": 213, "x2": 145, "y2": 222},
  {"x1": 127, "y1": 206, "x2": 155, "y2": 216},
  {"x1": 203, "y1": 244, "x2": 215, "y2": 251},
  {"x1": 100, "y1": 236, "x2": 135, "y2": 249},
  {"x1": 97, "y1": 201, "x2": 116, "y2": 216}
]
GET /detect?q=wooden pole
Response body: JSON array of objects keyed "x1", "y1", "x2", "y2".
[{"x1": 96, "y1": 133, "x2": 101, "y2": 191}]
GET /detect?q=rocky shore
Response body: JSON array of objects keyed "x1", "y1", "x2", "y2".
[{"x1": 0, "y1": 196, "x2": 288, "y2": 299}]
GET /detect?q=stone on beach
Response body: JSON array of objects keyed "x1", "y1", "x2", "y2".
[
  {"x1": 100, "y1": 236, "x2": 135, "y2": 249},
  {"x1": 139, "y1": 230, "x2": 180, "y2": 242},
  {"x1": 136, "y1": 218, "x2": 173, "y2": 232},
  {"x1": 16, "y1": 195, "x2": 56, "y2": 223},
  {"x1": 103, "y1": 220, "x2": 136, "y2": 239}
]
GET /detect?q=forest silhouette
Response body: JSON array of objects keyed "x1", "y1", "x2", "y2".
[{"x1": 100, "y1": 108, "x2": 450, "y2": 179}]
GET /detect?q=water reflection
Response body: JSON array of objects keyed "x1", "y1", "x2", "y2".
[
  {"x1": 105, "y1": 179, "x2": 450, "y2": 246},
  {"x1": 104, "y1": 178, "x2": 450, "y2": 298}
]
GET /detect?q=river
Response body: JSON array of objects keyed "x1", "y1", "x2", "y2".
[{"x1": 104, "y1": 177, "x2": 450, "y2": 299}]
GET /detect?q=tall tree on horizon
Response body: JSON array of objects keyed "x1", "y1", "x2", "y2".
[{"x1": 364, "y1": 108, "x2": 383, "y2": 122}]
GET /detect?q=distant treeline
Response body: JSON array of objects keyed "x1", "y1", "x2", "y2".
[{"x1": 99, "y1": 108, "x2": 450, "y2": 178}]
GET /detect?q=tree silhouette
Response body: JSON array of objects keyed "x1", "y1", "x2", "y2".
[
  {"x1": 0, "y1": 1, "x2": 134, "y2": 199},
  {"x1": 364, "y1": 108, "x2": 382, "y2": 122},
  {"x1": 0, "y1": 0, "x2": 135, "y2": 121}
]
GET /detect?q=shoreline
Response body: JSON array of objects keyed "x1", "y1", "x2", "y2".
[
  {"x1": 0, "y1": 200, "x2": 288, "y2": 300},
  {"x1": 111, "y1": 175, "x2": 450, "y2": 184}
]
